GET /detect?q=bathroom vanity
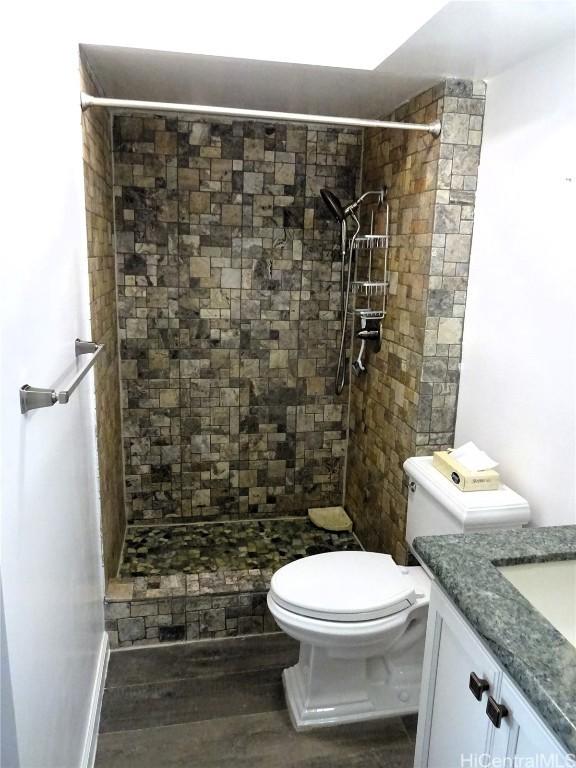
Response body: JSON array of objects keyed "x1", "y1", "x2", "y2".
[{"x1": 412, "y1": 526, "x2": 576, "y2": 767}]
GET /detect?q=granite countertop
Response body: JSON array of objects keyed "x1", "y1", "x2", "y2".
[{"x1": 413, "y1": 525, "x2": 576, "y2": 754}]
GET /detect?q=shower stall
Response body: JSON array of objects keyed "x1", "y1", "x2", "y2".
[
  {"x1": 80, "y1": 59, "x2": 478, "y2": 648},
  {"x1": 103, "y1": 111, "x2": 369, "y2": 645}
]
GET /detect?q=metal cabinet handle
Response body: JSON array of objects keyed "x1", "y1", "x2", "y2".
[
  {"x1": 486, "y1": 695, "x2": 509, "y2": 728},
  {"x1": 469, "y1": 672, "x2": 490, "y2": 701}
]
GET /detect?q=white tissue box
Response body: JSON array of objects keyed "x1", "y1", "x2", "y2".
[{"x1": 432, "y1": 450, "x2": 501, "y2": 491}]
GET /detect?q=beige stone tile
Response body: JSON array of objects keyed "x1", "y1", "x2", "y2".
[{"x1": 437, "y1": 317, "x2": 463, "y2": 344}]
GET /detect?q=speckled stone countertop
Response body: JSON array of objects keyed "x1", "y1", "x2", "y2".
[{"x1": 413, "y1": 525, "x2": 576, "y2": 754}]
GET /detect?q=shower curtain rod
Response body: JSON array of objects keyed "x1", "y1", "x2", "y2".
[{"x1": 80, "y1": 93, "x2": 442, "y2": 137}]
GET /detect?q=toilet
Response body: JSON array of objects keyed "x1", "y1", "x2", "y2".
[{"x1": 267, "y1": 456, "x2": 531, "y2": 730}]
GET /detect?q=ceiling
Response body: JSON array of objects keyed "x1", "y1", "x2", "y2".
[
  {"x1": 79, "y1": 0, "x2": 447, "y2": 71},
  {"x1": 82, "y1": 1, "x2": 575, "y2": 120},
  {"x1": 378, "y1": 1, "x2": 576, "y2": 80},
  {"x1": 81, "y1": 48, "x2": 439, "y2": 120}
]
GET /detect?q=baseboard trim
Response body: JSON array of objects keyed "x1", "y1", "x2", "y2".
[{"x1": 80, "y1": 632, "x2": 109, "y2": 768}]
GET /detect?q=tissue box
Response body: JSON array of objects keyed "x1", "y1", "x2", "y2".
[{"x1": 433, "y1": 450, "x2": 501, "y2": 491}]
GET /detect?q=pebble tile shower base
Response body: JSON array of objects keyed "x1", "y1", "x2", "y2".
[{"x1": 120, "y1": 518, "x2": 358, "y2": 576}]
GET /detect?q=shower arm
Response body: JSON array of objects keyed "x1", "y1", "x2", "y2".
[{"x1": 344, "y1": 189, "x2": 385, "y2": 217}]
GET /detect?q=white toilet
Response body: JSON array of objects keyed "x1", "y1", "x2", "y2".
[{"x1": 267, "y1": 456, "x2": 531, "y2": 730}]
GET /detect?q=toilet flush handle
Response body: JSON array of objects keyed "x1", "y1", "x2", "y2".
[{"x1": 409, "y1": 481, "x2": 417, "y2": 493}]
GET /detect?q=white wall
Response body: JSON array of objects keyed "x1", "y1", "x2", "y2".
[
  {"x1": 0, "y1": 10, "x2": 106, "y2": 768},
  {"x1": 456, "y1": 39, "x2": 576, "y2": 528}
]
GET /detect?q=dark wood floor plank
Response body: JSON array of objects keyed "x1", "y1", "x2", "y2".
[
  {"x1": 96, "y1": 709, "x2": 413, "y2": 768},
  {"x1": 106, "y1": 633, "x2": 298, "y2": 688},
  {"x1": 100, "y1": 666, "x2": 286, "y2": 733},
  {"x1": 372, "y1": 745, "x2": 416, "y2": 768},
  {"x1": 288, "y1": 745, "x2": 414, "y2": 768},
  {"x1": 401, "y1": 713, "x2": 419, "y2": 742}
]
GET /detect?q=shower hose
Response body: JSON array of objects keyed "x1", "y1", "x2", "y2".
[{"x1": 335, "y1": 213, "x2": 360, "y2": 395}]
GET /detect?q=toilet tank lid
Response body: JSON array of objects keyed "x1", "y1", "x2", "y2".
[{"x1": 403, "y1": 456, "x2": 531, "y2": 525}]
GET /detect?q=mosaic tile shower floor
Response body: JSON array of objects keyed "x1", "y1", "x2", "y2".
[{"x1": 120, "y1": 517, "x2": 361, "y2": 577}]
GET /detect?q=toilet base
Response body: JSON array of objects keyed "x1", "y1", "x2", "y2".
[{"x1": 282, "y1": 642, "x2": 423, "y2": 731}]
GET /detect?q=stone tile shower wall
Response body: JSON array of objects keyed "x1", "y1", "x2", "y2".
[
  {"x1": 345, "y1": 80, "x2": 485, "y2": 562},
  {"x1": 113, "y1": 116, "x2": 361, "y2": 523},
  {"x1": 80, "y1": 58, "x2": 126, "y2": 580}
]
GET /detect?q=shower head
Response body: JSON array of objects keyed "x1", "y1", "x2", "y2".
[
  {"x1": 321, "y1": 187, "x2": 387, "y2": 225},
  {"x1": 320, "y1": 189, "x2": 346, "y2": 224}
]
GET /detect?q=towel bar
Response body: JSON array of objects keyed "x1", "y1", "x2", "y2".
[{"x1": 20, "y1": 339, "x2": 104, "y2": 414}]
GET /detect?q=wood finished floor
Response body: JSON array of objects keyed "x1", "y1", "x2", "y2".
[{"x1": 95, "y1": 633, "x2": 418, "y2": 768}]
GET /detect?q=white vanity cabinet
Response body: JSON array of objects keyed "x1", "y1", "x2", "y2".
[{"x1": 414, "y1": 582, "x2": 570, "y2": 768}]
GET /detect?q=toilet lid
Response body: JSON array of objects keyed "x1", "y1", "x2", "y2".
[{"x1": 269, "y1": 551, "x2": 416, "y2": 622}]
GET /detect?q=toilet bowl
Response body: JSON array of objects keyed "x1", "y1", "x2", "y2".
[{"x1": 267, "y1": 550, "x2": 431, "y2": 730}]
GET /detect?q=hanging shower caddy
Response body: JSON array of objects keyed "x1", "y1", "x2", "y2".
[{"x1": 349, "y1": 197, "x2": 390, "y2": 376}]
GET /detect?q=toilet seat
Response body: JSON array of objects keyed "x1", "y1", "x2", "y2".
[{"x1": 269, "y1": 551, "x2": 417, "y2": 622}]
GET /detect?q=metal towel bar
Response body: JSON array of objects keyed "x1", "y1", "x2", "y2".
[{"x1": 20, "y1": 339, "x2": 104, "y2": 414}]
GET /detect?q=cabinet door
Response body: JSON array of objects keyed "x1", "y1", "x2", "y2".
[
  {"x1": 415, "y1": 584, "x2": 502, "y2": 768},
  {"x1": 491, "y1": 676, "x2": 569, "y2": 764}
]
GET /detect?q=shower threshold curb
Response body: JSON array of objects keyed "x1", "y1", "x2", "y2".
[{"x1": 107, "y1": 565, "x2": 274, "y2": 602}]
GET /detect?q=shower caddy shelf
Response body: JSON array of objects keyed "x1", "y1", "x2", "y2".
[
  {"x1": 351, "y1": 204, "x2": 390, "y2": 320},
  {"x1": 351, "y1": 280, "x2": 388, "y2": 297},
  {"x1": 347, "y1": 234, "x2": 389, "y2": 249}
]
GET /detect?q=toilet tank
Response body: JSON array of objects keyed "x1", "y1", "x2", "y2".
[{"x1": 403, "y1": 456, "x2": 531, "y2": 546}]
